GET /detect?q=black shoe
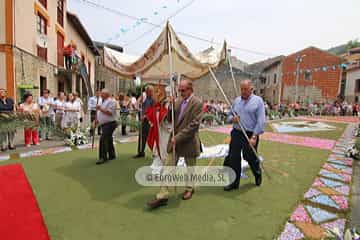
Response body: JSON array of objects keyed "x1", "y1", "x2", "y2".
[
  {"x1": 96, "y1": 159, "x2": 107, "y2": 165},
  {"x1": 224, "y1": 184, "x2": 239, "y2": 191},
  {"x1": 8, "y1": 146, "x2": 16, "y2": 150},
  {"x1": 1, "y1": 148, "x2": 7, "y2": 152},
  {"x1": 133, "y1": 153, "x2": 145, "y2": 158},
  {"x1": 109, "y1": 157, "x2": 116, "y2": 161},
  {"x1": 147, "y1": 198, "x2": 168, "y2": 209},
  {"x1": 255, "y1": 174, "x2": 262, "y2": 186}
]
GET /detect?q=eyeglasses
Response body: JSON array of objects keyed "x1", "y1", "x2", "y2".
[{"x1": 178, "y1": 88, "x2": 188, "y2": 92}]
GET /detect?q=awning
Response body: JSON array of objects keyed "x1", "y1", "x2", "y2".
[{"x1": 103, "y1": 22, "x2": 227, "y2": 81}]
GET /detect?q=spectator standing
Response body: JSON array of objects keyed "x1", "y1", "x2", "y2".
[
  {"x1": 38, "y1": 89, "x2": 55, "y2": 141},
  {"x1": 63, "y1": 93, "x2": 81, "y2": 131},
  {"x1": 88, "y1": 91, "x2": 102, "y2": 136},
  {"x1": 118, "y1": 92, "x2": 129, "y2": 136},
  {"x1": 0, "y1": 88, "x2": 16, "y2": 151},
  {"x1": 54, "y1": 92, "x2": 66, "y2": 129},
  {"x1": 19, "y1": 93, "x2": 40, "y2": 147}
]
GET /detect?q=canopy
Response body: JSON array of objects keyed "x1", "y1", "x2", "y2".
[{"x1": 103, "y1": 22, "x2": 227, "y2": 81}]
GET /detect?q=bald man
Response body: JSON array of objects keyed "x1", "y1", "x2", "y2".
[
  {"x1": 147, "y1": 79, "x2": 203, "y2": 209},
  {"x1": 224, "y1": 80, "x2": 265, "y2": 191},
  {"x1": 95, "y1": 89, "x2": 118, "y2": 165}
]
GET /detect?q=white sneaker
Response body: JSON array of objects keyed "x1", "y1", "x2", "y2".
[{"x1": 25, "y1": 144, "x2": 31, "y2": 147}]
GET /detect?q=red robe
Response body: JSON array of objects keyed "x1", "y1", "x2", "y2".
[{"x1": 145, "y1": 103, "x2": 168, "y2": 159}]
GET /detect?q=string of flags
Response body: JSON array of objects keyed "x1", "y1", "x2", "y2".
[
  {"x1": 221, "y1": 62, "x2": 354, "y2": 77},
  {"x1": 105, "y1": 0, "x2": 184, "y2": 43}
]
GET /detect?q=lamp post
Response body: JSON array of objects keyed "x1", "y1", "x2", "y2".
[{"x1": 295, "y1": 54, "x2": 306, "y2": 103}]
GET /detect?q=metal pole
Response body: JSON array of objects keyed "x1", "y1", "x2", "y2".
[
  {"x1": 227, "y1": 49, "x2": 239, "y2": 96},
  {"x1": 167, "y1": 27, "x2": 177, "y2": 165},
  {"x1": 295, "y1": 57, "x2": 300, "y2": 103}
]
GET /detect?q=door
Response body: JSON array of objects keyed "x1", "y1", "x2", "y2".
[
  {"x1": 40, "y1": 76, "x2": 47, "y2": 96},
  {"x1": 57, "y1": 32, "x2": 64, "y2": 67}
]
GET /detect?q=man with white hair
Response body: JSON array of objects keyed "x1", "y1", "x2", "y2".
[
  {"x1": 224, "y1": 79, "x2": 265, "y2": 191},
  {"x1": 95, "y1": 89, "x2": 118, "y2": 165}
]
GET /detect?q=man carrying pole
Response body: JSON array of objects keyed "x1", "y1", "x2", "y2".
[{"x1": 223, "y1": 79, "x2": 265, "y2": 191}]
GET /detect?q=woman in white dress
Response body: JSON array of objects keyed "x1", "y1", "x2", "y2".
[
  {"x1": 54, "y1": 92, "x2": 66, "y2": 129},
  {"x1": 62, "y1": 93, "x2": 81, "y2": 131}
]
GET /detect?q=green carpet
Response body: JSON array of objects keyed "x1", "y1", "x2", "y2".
[{"x1": 0, "y1": 129, "x2": 339, "y2": 240}]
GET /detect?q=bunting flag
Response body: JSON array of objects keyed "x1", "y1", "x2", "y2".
[{"x1": 105, "y1": 0, "x2": 185, "y2": 44}]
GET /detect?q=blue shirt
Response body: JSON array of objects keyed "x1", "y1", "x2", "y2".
[{"x1": 227, "y1": 94, "x2": 266, "y2": 136}]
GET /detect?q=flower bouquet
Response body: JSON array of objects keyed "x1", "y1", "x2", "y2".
[{"x1": 64, "y1": 128, "x2": 89, "y2": 147}]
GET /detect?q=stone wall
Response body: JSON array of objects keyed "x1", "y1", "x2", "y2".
[
  {"x1": 345, "y1": 68, "x2": 360, "y2": 103},
  {"x1": 0, "y1": 52, "x2": 5, "y2": 89},
  {"x1": 282, "y1": 85, "x2": 323, "y2": 103},
  {"x1": 13, "y1": 47, "x2": 58, "y2": 101},
  {"x1": 193, "y1": 64, "x2": 251, "y2": 101},
  {"x1": 95, "y1": 64, "x2": 131, "y2": 95}
]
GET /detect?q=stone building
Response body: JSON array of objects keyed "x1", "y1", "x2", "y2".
[
  {"x1": 281, "y1": 47, "x2": 341, "y2": 103},
  {"x1": 193, "y1": 56, "x2": 250, "y2": 101},
  {"x1": 260, "y1": 57, "x2": 284, "y2": 105},
  {"x1": 93, "y1": 41, "x2": 133, "y2": 95},
  {"x1": 245, "y1": 56, "x2": 284, "y2": 104},
  {"x1": 342, "y1": 47, "x2": 360, "y2": 102},
  {"x1": 0, "y1": 0, "x2": 98, "y2": 102}
]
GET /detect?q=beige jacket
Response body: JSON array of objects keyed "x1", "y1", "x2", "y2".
[{"x1": 167, "y1": 95, "x2": 203, "y2": 158}]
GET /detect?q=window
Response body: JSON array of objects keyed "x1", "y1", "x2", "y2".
[
  {"x1": 40, "y1": 76, "x2": 47, "y2": 95},
  {"x1": 37, "y1": 46, "x2": 47, "y2": 61},
  {"x1": 57, "y1": 32, "x2": 64, "y2": 67},
  {"x1": 57, "y1": 0, "x2": 64, "y2": 27},
  {"x1": 96, "y1": 81, "x2": 106, "y2": 91},
  {"x1": 273, "y1": 73, "x2": 277, "y2": 84},
  {"x1": 39, "y1": 0, "x2": 47, "y2": 9},
  {"x1": 305, "y1": 71, "x2": 312, "y2": 81},
  {"x1": 88, "y1": 61, "x2": 91, "y2": 80},
  {"x1": 356, "y1": 79, "x2": 360, "y2": 93},
  {"x1": 36, "y1": 13, "x2": 47, "y2": 35}
]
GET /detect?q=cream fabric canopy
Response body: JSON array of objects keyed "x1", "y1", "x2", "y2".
[{"x1": 103, "y1": 22, "x2": 227, "y2": 81}]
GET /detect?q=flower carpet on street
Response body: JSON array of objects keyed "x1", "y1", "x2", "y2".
[
  {"x1": 278, "y1": 124, "x2": 356, "y2": 239},
  {"x1": 207, "y1": 126, "x2": 336, "y2": 150}
]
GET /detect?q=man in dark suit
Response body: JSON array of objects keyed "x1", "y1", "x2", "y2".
[
  {"x1": 134, "y1": 85, "x2": 154, "y2": 158},
  {"x1": 0, "y1": 88, "x2": 16, "y2": 151},
  {"x1": 147, "y1": 79, "x2": 203, "y2": 209}
]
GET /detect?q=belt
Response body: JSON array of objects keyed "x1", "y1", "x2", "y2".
[{"x1": 100, "y1": 121, "x2": 117, "y2": 126}]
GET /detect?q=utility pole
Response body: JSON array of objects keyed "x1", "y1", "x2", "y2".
[{"x1": 295, "y1": 54, "x2": 306, "y2": 103}]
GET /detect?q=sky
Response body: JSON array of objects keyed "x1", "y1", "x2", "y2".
[{"x1": 68, "y1": 0, "x2": 360, "y2": 64}]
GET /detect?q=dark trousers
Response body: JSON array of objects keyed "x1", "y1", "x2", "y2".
[
  {"x1": 90, "y1": 110, "x2": 101, "y2": 136},
  {"x1": 99, "y1": 121, "x2": 117, "y2": 160},
  {"x1": 39, "y1": 116, "x2": 54, "y2": 139},
  {"x1": 137, "y1": 119, "x2": 150, "y2": 155},
  {"x1": 65, "y1": 56, "x2": 72, "y2": 69},
  {"x1": 224, "y1": 129, "x2": 261, "y2": 187}
]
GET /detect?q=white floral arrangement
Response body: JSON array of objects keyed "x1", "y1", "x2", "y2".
[
  {"x1": 64, "y1": 128, "x2": 89, "y2": 147},
  {"x1": 345, "y1": 145, "x2": 359, "y2": 160},
  {"x1": 326, "y1": 227, "x2": 360, "y2": 240}
]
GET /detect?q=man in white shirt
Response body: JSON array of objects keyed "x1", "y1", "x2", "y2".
[
  {"x1": 88, "y1": 91, "x2": 102, "y2": 136},
  {"x1": 95, "y1": 89, "x2": 118, "y2": 165},
  {"x1": 38, "y1": 89, "x2": 55, "y2": 140}
]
